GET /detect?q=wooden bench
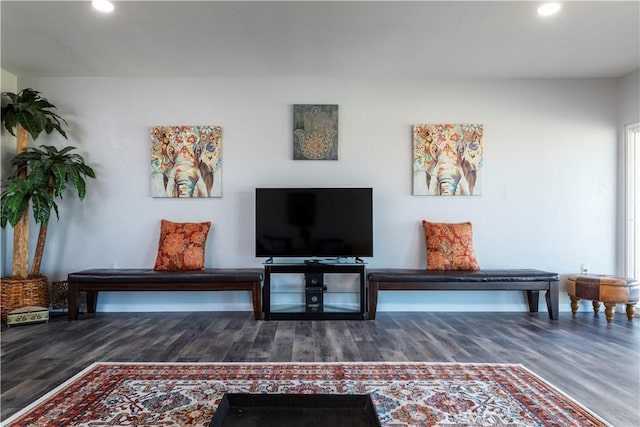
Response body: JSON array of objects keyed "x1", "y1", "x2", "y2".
[
  {"x1": 67, "y1": 268, "x2": 264, "y2": 320},
  {"x1": 367, "y1": 269, "x2": 559, "y2": 320}
]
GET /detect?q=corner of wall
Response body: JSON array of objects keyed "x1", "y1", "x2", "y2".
[
  {"x1": 618, "y1": 69, "x2": 640, "y2": 126},
  {"x1": 0, "y1": 68, "x2": 19, "y2": 278}
]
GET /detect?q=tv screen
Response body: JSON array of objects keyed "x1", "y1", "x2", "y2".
[{"x1": 255, "y1": 188, "x2": 373, "y2": 258}]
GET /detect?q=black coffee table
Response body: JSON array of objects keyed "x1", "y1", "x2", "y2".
[{"x1": 210, "y1": 393, "x2": 381, "y2": 427}]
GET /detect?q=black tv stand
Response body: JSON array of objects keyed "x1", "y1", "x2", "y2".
[{"x1": 263, "y1": 261, "x2": 367, "y2": 320}]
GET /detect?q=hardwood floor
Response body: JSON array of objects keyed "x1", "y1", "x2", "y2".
[{"x1": 1, "y1": 311, "x2": 639, "y2": 425}]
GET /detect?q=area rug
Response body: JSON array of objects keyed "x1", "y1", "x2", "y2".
[{"x1": 3, "y1": 362, "x2": 609, "y2": 427}]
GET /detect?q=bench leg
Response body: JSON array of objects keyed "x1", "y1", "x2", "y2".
[
  {"x1": 86, "y1": 291, "x2": 98, "y2": 314},
  {"x1": 526, "y1": 290, "x2": 540, "y2": 313},
  {"x1": 68, "y1": 282, "x2": 79, "y2": 321},
  {"x1": 251, "y1": 282, "x2": 262, "y2": 320},
  {"x1": 626, "y1": 303, "x2": 636, "y2": 321},
  {"x1": 570, "y1": 296, "x2": 580, "y2": 315},
  {"x1": 545, "y1": 280, "x2": 559, "y2": 320},
  {"x1": 592, "y1": 300, "x2": 601, "y2": 313},
  {"x1": 368, "y1": 282, "x2": 379, "y2": 320},
  {"x1": 604, "y1": 303, "x2": 616, "y2": 323}
]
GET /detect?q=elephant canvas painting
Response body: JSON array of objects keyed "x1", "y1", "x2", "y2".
[
  {"x1": 151, "y1": 125, "x2": 222, "y2": 198},
  {"x1": 413, "y1": 123, "x2": 483, "y2": 196},
  {"x1": 293, "y1": 104, "x2": 338, "y2": 160}
]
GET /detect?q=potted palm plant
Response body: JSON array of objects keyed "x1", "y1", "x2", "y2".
[{"x1": 1, "y1": 88, "x2": 96, "y2": 322}]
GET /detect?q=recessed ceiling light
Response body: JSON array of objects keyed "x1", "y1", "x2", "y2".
[
  {"x1": 537, "y1": 3, "x2": 561, "y2": 17},
  {"x1": 92, "y1": 0, "x2": 114, "y2": 13}
]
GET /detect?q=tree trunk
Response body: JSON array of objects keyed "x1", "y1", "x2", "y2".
[
  {"x1": 11, "y1": 215, "x2": 29, "y2": 279},
  {"x1": 11, "y1": 125, "x2": 29, "y2": 279},
  {"x1": 30, "y1": 222, "x2": 48, "y2": 277},
  {"x1": 31, "y1": 176, "x2": 55, "y2": 277}
]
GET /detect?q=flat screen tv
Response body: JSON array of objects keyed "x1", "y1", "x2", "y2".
[{"x1": 255, "y1": 188, "x2": 373, "y2": 258}]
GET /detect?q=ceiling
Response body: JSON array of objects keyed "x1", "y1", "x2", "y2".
[{"x1": 1, "y1": 1, "x2": 639, "y2": 80}]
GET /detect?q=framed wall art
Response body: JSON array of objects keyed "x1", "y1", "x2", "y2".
[
  {"x1": 413, "y1": 123, "x2": 483, "y2": 196},
  {"x1": 151, "y1": 125, "x2": 222, "y2": 198},
  {"x1": 293, "y1": 104, "x2": 338, "y2": 160}
]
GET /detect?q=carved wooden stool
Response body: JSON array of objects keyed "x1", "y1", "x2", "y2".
[{"x1": 567, "y1": 274, "x2": 638, "y2": 323}]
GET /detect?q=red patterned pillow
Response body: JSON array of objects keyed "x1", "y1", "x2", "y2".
[
  {"x1": 422, "y1": 220, "x2": 480, "y2": 271},
  {"x1": 154, "y1": 220, "x2": 211, "y2": 271}
]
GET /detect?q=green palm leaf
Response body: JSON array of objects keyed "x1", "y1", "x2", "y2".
[{"x1": 1, "y1": 88, "x2": 69, "y2": 140}]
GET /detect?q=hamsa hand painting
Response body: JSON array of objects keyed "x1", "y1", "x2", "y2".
[
  {"x1": 151, "y1": 125, "x2": 222, "y2": 197},
  {"x1": 293, "y1": 104, "x2": 338, "y2": 160},
  {"x1": 413, "y1": 124, "x2": 483, "y2": 196}
]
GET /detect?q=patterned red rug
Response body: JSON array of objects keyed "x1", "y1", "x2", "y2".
[{"x1": 3, "y1": 362, "x2": 609, "y2": 426}]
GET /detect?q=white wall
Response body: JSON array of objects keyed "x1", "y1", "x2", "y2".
[
  {"x1": 14, "y1": 76, "x2": 618, "y2": 313},
  {"x1": 618, "y1": 70, "x2": 640, "y2": 126},
  {"x1": 616, "y1": 70, "x2": 640, "y2": 275}
]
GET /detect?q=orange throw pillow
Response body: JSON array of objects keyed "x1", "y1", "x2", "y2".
[
  {"x1": 422, "y1": 220, "x2": 480, "y2": 271},
  {"x1": 154, "y1": 220, "x2": 211, "y2": 271}
]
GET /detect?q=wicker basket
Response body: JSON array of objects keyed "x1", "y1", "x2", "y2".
[
  {"x1": 1, "y1": 276, "x2": 49, "y2": 323},
  {"x1": 50, "y1": 280, "x2": 69, "y2": 310}
]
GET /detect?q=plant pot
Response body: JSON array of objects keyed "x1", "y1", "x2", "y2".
[
  {"x1": 1, "y1": 276, "x2": 49, "y2": 323},
  {"x1": 50, "y1": 280, "x2": 69, "y2": 311}
]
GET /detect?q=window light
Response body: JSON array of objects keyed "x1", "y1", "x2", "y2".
[
  {"x1": 537, "y1": 3, "x2": 561, "y2": 17},
  {"x1": 92, "y1": 0, "x2": 114, "y2": 13}
]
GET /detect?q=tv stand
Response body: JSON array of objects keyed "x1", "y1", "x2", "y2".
[{"x1": 263, "y1": 261, "x2": 367, "y2": 320}]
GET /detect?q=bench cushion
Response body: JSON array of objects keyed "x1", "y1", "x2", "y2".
[
  {"x1": 68, "y1": 268, "x2": 263, "y2": 283},
  {"x1": 368, "y1": 269, "x2": 559, "y2": 283}
]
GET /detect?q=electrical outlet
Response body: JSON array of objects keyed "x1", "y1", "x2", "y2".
[{"x1": 580, "y1": 263, "x2": 589, "y2": 274}]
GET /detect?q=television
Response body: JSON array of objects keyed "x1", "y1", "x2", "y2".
[{"x1": 255, "y1": 188, "x2": 373, "y2": 258}]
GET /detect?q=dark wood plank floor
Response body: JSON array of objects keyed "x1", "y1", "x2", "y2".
[{"x1": 2, "y1": 311, "x2": 639, "y2": 425}]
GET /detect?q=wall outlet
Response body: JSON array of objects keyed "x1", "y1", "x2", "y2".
[{"x1": 580, "y1": 263, "x2": 589, "y2": 274}]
